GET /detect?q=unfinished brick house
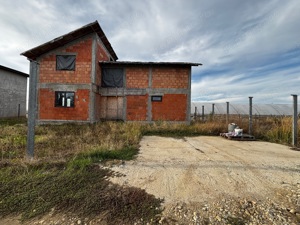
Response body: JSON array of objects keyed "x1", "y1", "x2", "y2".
[{"x1": 21, "y1": 21, "x2": 200, "y2": 124}]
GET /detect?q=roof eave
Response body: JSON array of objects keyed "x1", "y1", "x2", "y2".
[
  {"x1": 99, "y1": 61, "x2": 202, "y2": 67},
  {"x1": 21, "y1": 21, "x2": 118, "y2": 61},
  {"x1": 0, "y1": 65, "x2": 29, "y2": 77}
]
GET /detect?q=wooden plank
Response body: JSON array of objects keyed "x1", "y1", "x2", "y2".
[{"x1": 220, "y1": 133, "x2": 256, "y2": 141}]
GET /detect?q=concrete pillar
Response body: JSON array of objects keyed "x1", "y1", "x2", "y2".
[
  {"x1": 291, "y1": 95, "x2": 298, "y2": 147},
  {"x1": 26, "y1": 61, "x2": 38, "y2": 159},
  {"x1": 202, "y1": 105, "x2": 204, "y2": 122}
]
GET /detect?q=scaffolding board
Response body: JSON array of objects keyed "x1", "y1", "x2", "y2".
[{"x1": 220, "y1": 133, "x2": 256, "y2": 141}]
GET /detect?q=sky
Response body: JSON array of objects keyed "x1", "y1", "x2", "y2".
[{"x1": 0, "y1": 0, "x2": 299, "y2": 104}]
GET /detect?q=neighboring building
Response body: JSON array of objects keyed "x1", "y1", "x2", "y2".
[
  {"x1": 0, "y1": 65, "x2": 28, "y2": 118},
  {"x1": 21, "y1": 21, "x2": 200, "y2": 124}
]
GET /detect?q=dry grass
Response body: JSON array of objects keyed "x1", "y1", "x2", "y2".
[
  {"x1": 0, "y1": 119, "x2": 162, "y2": 223},
  {"x1": 0, "y1": 121, "x2": 142, "y2": 161},
  {"x1": 194, "y1": 114, "x2": 300, "y2": 146},
  {"x1": 0, "y1": 116, "x2": 299, "y2": 162},
  {"x1": 0, "y1": 117, "x2": 299, "y2": 223}
]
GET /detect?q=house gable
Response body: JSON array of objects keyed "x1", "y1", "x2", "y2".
[{"x1": 21, "y1": 21, "x2": 117, "y2": 61}]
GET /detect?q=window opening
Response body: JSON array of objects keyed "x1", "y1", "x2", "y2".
[
  {"x1": 55, "y1": 91, "x2": 75, "y2": 107},
  {"x1": 56, "y1": 55, "x2": 76, "y2": 70}
]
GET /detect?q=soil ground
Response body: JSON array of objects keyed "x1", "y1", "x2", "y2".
[
  {"x1": 2, "y1": 136, "x2": 300, "y2": 224},
  {"x1": 111, "y1": 136, "x2": 300, "y2": 202},
  {"x1": 110, "y1": 136, "x2": 300, "y2": 223}
]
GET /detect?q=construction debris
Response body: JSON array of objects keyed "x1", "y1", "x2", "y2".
[{"x1": 220, "y1": 123, "x2": 255, "y2": 141}]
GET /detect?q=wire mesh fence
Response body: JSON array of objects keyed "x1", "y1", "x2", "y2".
[
  {"x1": 191, "y1": 102, "x2": 300, "y2": 147},
  {"x1": 191, "y1": 102, "x2": 300, "y2": 117}
]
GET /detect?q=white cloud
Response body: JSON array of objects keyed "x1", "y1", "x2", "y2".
[{"x1": 0, "y1": 0, "x2": 299, "y2": 103}]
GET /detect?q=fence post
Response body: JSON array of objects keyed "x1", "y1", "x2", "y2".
[
  {"x1": 291, "y1": 94, "x2": 298, "y2": 147},
  {"x1": 194, "y1": 107, "x2": 197, "y2": 120},
  {"x1": 226, "y1": 102, "x2": 229, "y2": 125},
  {"x1": 202, "y1": 105, "x2": 204, "y2": 122},
  {"x1": 26, "y1": 60, "x2": 38, "y2": 159},
  {"x1": 18, "y1": 104, "x2": 20, "y2": 118},
  {"x1": 249, "y1": 97, "x2": 253, "y2": 135}
]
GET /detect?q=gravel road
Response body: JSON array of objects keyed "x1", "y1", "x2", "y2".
[{"x1": 110, "y1": 136, "x2": 300, "y2": 224}]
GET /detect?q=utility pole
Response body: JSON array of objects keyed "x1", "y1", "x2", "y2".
[{"x1": 26, "y1": 60, "x2": 38, "y2": 159}]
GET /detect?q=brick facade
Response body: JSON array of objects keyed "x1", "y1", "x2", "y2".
[
  {"x1": 39, "y1": 89, "x2": 89, "y2": 121},
  {"x1": 152, "y1": 94, "x2": 187, "y2": 121},
  {"x1": 36, "y1": 34, "x2": 114, "y2": 123},
  {"x1": 126, "y1": 95, "x2": 148, "y2": 121},
  {"x1": 100, "y1": 64, "x2": 192, "y2": 123},
  {"x1": 126, "y1": 67, "x2": 149, "y2": 88},
  {"x1": 94, "y1": 37, "x2": 111, "y2": 121},
  {"x1": 39, "y1": 37, "x2": 93, "y2": 84},
  {"x1": 152, "y1": 68, "x2": 189, "y2": 89}
]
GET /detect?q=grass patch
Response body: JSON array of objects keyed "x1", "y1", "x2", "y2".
[
  {"x1": 0, "y1": 118, "x2": 299, "y2": 161},
  {"x1": 0, "y1": 160, "x2": 162, "y2": 223},
  {"x1": 142, "y1": 121, "x2": 226, "y2": 137},
  {"x1": 67, "y1": 146, "x2": 139, "y2": 171},
  {"x1": 0, "y1": 121, "x2": 142, "y2": 161},
  {"x1": 0, "y1": 117, "x2": 27, "y2": 126},
  {"x1": 0, "y1": 118, "x2": 299, "y2": 223}
]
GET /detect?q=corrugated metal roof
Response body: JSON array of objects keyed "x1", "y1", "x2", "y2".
[
  {"x1": 0, "y1": 65, "x2": 29, "y2": 77},
  {"x1": 100, "y1": 61, "x2": 202, "y2": 66},
  {"x1": 21, "y1": 21, "x2": 118, "y2": 61}
]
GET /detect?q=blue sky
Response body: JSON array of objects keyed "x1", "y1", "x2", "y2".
[{"x1": 0, "y1": 0, "x2": 299, "y2": 104}]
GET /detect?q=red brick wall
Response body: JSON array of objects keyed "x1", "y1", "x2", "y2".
[
  {"x1": 39, "y1": 89, "x2": 89, "y2": 121},
  {"x1": 38, "y1": 37, "x2": 93, "y2": 84},
  {"x1": 94, "y1": 39, "x2": 111, "y2": 121},
  {"x1": 152, "y1": 67, "x2": 189, "y2": 89},
  {"x1": 152, "y1": 94, "x2": 187, "y2": 121},
  {"x1": 126, "y1": 67, "x2": 149, "y2": 88},
  {"x1": 95, "y1": 39, "x2": 110, "y2": 85},
  {"x1": 94, "y1": 93, "x2": 102, "y2": 121},
  {"x1": 126, "y1": 95, "x2": 148, "y2": 121}
]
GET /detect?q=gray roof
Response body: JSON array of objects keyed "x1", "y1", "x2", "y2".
[
  {"x1": 0, "y1": 65, "x2": 29, "y2": 77},
  {"x1": 100, "y1": 61, "x2": 202, "y2": 67},
  {"x1": 21, "y1": 21, "x2": 118, "y2": 61},
  {"x1": 192, "y1": 102, "x2": 299, "y2": 116}
]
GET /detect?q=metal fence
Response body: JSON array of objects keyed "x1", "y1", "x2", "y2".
[
  {"x1": 191, "y1": 102, "x2": 300, "y2": 117},
  {"x1": 191, "y1": 98, "x2": 299, "y2": 147}
]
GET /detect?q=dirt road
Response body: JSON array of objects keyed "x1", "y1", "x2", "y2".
[
  {"x1": 110, "y1": 136, "x2": 300, "y2": 223},
  {"x1": 3, "y1": 136, "x2": 299, "y2": 225}
]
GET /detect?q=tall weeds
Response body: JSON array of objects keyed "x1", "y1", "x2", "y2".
[
  {"x1": 0, "y1": 116, "x2": 299, "y2": 162},
  {"x1": 0, "y1": 121, "x2": 143, "y2": 161}
]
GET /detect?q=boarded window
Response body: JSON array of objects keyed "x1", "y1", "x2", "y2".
[
  {"x1": 101, "y1": 68, "x2": 123, "y2": 87},
  {"x1": 56, "y1": 55, "x2": 76, "y2": 71},
  {"x1": 55, "y1": 92, "x2": 75, "y2": 107}
]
